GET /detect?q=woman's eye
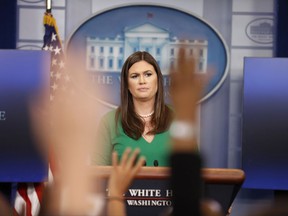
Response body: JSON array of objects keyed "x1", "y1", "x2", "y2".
[
  {"x1": 131, "y1": 74, "x2": 138, "y2": 79},
  {"x1": 145, "y1": 73, "x2": 152, "y2": 77}
]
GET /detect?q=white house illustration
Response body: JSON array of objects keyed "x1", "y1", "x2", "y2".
[{"x1": 86, "y1": 23, "x2": 208, "y2": 74}]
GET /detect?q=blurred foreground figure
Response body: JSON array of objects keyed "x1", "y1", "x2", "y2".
[
  {"x1": 30, "y1": 54, "x2": 100, "y2": 215},
  {"x1": 169, "y1": 47, "x2": 221, "y2": 216},
  {"x1": 29, "y1": 53, "x2": 144, "y2": 216}
]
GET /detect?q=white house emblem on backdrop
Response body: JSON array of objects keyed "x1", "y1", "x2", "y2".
[
  {"x1": 67, "y1": 5, "x2": 229, "y2": 107},
  {"x1": 86, "y1": 23, "x2": 208, "y2": 75},
  {"x1": 245, "y1": 18, "x2": 274, "y2": 44}
]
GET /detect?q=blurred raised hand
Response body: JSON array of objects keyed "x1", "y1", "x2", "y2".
[
  {"x1": 30, "y1": 53, "x2": 101, "y2": 215},
  {"x1": 169, "y1": 47, "x2": 221, "y2": 216},
  {"x1": 169, "y1": 47, "x2": 210, "y2": 123},
  {"x1": 107, "y1": 148, "x2": 145, "y2": 216},
  {"x1": 169, "y1": 47, "x2": 211, "y2": 152},
  {"x1": 29, "y1": 52, "x2": 146, "y2": 216}
]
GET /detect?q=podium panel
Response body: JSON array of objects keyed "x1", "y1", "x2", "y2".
[
  {"x1": 91, "y1": 166, "x2": 245, "y2": 215},
  {"x1": 125, "y1": 179, "x2": 171, "y2": 216}
]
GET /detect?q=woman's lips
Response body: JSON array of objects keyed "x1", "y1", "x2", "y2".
[{"x1": 137, "y1": 87, "x2": 149, "y2": 91}]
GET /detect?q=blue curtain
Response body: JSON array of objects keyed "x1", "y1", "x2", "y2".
[
  {"x1": 0, "y1": 0, "x2": 16, "y2": 49},
  {"x1": 275, "y1": 0, "x2": 288, "y2": 57}
]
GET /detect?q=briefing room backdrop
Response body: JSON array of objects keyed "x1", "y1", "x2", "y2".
[{"x1": 14, "y1": 0, "x2": 276, "y2": 215}]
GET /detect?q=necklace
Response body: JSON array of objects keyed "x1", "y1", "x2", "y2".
[{"x1": 138, "y1": 111, "x2": 154, "y2": 118}]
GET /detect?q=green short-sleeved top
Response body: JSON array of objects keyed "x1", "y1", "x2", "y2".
[{"x1": 92, "y1": 109, "x2": 171, "y2": 167}]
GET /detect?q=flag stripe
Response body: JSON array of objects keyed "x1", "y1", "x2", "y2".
[
  {"x1": 27, "y1": 183, "x2": 41, "y2": 216},
  {"x1": 14, "y1": 188, "x2": 26, "y2": 216},
  {"x1": 14, "y1": 183, "x2": 44, "y2": 216},
  {"x1": 16, "y1": 183, "x2": 32, "y2": 216}
]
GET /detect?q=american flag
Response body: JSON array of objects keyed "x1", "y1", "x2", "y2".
[
  {"x1": 42, "y1": 12, "x2": 69, "y2": 103},
  {"x1": 14, "y1": 12, "x2": 63, "y2": 216},
  {"x1": 14, "y1": 183, "x2": 44, "y2": 216}
]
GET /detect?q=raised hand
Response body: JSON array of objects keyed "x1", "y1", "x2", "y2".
[
  {"x1": 107, "y1": 148, "x2": 145, "y2": 216},
  {"x1": 170, "y1": 47, "x2": 210, "y2": 123}
]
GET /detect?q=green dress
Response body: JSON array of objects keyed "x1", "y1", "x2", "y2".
[{"x1": 92, "y1": 109, "x2": 171, "y2": 167}]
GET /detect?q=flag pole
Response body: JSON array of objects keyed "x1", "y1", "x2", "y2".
[{"x1": 46, "y1": 0, "x2": 52, "y2": 13}]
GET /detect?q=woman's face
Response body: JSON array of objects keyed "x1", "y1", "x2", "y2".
[{"x1": 128, "y1": 60, "x2": 158, "y2": 102}]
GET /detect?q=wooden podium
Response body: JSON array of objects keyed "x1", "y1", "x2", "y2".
[{"x1": 91, "y1": 166, "x2": 245, "y2": 216}]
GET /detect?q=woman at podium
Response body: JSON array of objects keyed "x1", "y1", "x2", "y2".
[{"x1": 92, "y1": 51, "x2": 174, "y2": 166}]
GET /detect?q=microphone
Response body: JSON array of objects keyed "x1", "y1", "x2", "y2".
[{"x1": 153, "y1": 160, "x2": 159, "y2": 167}]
